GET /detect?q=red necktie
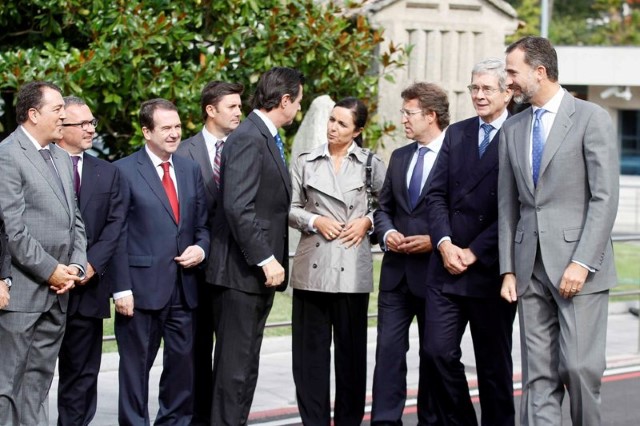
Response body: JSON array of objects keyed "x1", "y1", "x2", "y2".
[{"x1": 161, "y1": 162, "x2": 180, "y2": 222}]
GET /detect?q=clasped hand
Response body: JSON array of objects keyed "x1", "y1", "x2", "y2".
[{"x1": 315, "y1": 216, "x2": 371, "y2": 249}]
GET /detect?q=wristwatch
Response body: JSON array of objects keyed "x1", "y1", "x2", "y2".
[{"x1": 1, "y1": 277, "x2": 11, "y2": 290}]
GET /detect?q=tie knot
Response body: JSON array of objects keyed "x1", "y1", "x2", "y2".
[
  {"x1": 40, "y1": 149, "x2": 52, "y2": 160},
  {"x1": 534, "y1": 108, "x2": 547, "y2": 120},
  {"x1": 215, "y1": 139, "x2": 224, "y2": 150},
  {"x1": 417, "y1": 146, "x2": 428, "y2": 157},
  {"x1": 481, "y1": 123, "x2": 494, "y2": 134},
  {"x1": 71, "y1": 155, "x2": 81, "y2": 166},
  {"x1": 161, "y1": 162, "x2": 171, "y2": 173}
]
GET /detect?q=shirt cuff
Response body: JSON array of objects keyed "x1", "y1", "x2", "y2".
[
  {"x1": 113, "y1": 290, "x2": 133, "y2": 300},
  {"x1": 382, "y1": 229, "x2": 398, "y2": 251},
  {"x1": 258, "y1": 256, "x2": 275, "y2": 267},
  {"x1": 195, "y1": 245, "x2": 206, "y2": 261},
  {"x1": 70, "y1": 263, "x2": 86, "y2": 279},
  {"x1": 437, "y1": 236, "x2": 452, "y2": 248},
  {"x1": 308, "y1": 215, "x2": 319, "y2": 232},
  {"x1": 571, "y1": 260, "x2": 595, "y2": 273}
]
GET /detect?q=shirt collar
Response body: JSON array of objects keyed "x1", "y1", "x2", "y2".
[
  {"x1": 253, "y1": 109, "x2": 278, "y2": 137},
  {"x1": 479, "y1": 108, "x2": 509, "y2": 130},
  {"x1": 534, "y1": 86, "x2": 565, "y2": 115},
  {"x1": 416, "y1": 129, "x2": 446, "y2": 155},
  {"x1": 145, "y1": 144, "x2": 173, "y2": 169},
  {"x1": 21, "y1": 125, "x2": 49, "y2": 151},
  {"x1": 306, "y1": 141, "x2": 368, "y2": 163},
  {"x1": 202, "y1": 126, "x2": 226, "y2": 144}
]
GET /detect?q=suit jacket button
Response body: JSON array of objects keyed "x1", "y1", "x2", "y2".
[
  {"x1": 315, "y1": 202, "x2": 319, "y2": 206},
  {"x1": 478, "y1": 215, "x2": 484, "y2": 222},
  {"x1": 341, "y1": 267, "x2": 344, "y2": 271},
  {"x1": 315, "y1": 242, "x2": 320, "y2": 247},
  {"x1": 533, "y1": 231, "x2": 538, "y2": 236},
  {"x1": 349, "y1": 205, "x2": 353, "y2": 210},
  {"x1": 312, "y1": 263, "x2": 318, "y2": 268}
]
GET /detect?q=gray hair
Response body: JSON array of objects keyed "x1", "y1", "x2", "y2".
[
  {"x1": 63, "y1": 96, "x2": 87, "y2": 107},
  {"x1": 471, "y1": 58, "x2": 507, "y2": 91}
]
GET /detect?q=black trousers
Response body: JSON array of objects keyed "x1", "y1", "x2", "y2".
[
  {"x1": 210, "y1": 286, "x2": 274, "y2": 426},
  {"x1": 423, "y1": 286, "x2": 517, "y2": 426},
  {"x1": 57, "y1": 313, "x2": 103, "y2": 426},
  {"x1": 371, "y1": 279, "x2": 436, "y2": 425},
  {"x1": 292, "y1": 289, "x2": 369, "y2": 426},
  {"x1": 191, "y1": 279, "x2": 215, "y2": 426}
]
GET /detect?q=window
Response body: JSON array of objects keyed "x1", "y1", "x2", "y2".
[{"x1": 620, "y1": 110, "x2": 640, "y2": 175}]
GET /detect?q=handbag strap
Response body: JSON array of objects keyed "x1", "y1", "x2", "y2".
[{"x1": 365, "y1": 151, "x2": 374, "y2": 212}]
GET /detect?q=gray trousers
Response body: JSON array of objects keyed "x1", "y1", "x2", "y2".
[
  {"x1": 0, "y1": 301, "x2": 66, "y2": 426},
  {"x1": 518, "y1": 256, "x2": 608, "y2": 426}
]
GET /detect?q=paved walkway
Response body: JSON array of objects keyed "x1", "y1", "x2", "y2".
[{"x1": 48, "y1": 302, "x2": 640, "y2": 425}]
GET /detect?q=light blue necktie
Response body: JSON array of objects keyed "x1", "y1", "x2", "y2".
[
  {"x1": 532, "y1": 108, "x2": 547, "y2": 186},
  {"x1": 274, "y1": 133, "x2": 286, "y2": 165},
  {"x1": 408, "y1": 146, "x2": 428, "y2": 209},
  {"x1": 479, "y1": 123, "x2": 494, "y2": 158}
]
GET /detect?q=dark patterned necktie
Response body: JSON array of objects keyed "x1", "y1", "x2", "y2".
[
  {"x1": 71, "y1": 155, "x2": 81, "y2": 198},
  {"x1": 408, "y1": 147, "x2": 428, "y2": 209},
  {"x1": 213, "y1": 139, "x2": 223, "y2": 188},
  {"x1": 479, "y1": 123, "x2": 494, "y2": 158}
]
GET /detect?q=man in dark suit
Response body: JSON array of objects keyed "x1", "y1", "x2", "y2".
[
  {"x1": 425, "y1": 59, "x2": 516, "y2": 425},
  {"x1": 0, "y1": 81, "x2": 87, "y2": 426},
  {"x1": 175, "y1": 80, "x2": 244, "y2": 425},
  {"x1": 56, "y1": 96, "x2": 127, "y2": 426},
  {"x1": 113, "y1": 99, "x2": 210, "y2": 425},
  {"x1": 0, "y1": 215, "x2": 11, "y2": 310},
  {"x1": 499, "y1": 37, "x2": 619, "y2": 425},
  {"x1": 371, "y1": 82, "x2": 449, "y2": 425},
  {"x1": 207, "y1": 67, "x2": 304, "y2": 425}
]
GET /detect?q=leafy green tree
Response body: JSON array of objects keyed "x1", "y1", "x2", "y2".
[
  {"x1": 0, "y1": 0, "x2": 406, "y2": 158},
  {"x1": 505, "y1": 0, "x2": 640, "y2": 45}
]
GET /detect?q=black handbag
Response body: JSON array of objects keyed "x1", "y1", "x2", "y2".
[{"x1": 365, "y1": 151, "x2": 379, "y2": 246}]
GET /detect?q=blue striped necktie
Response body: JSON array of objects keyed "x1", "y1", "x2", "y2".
[
  {"x1": 532, "y1": 108, "x2": 547, "y2": 186},
  {"x1": 479, "y1": 123, "x2": 494, "y2": 158}
]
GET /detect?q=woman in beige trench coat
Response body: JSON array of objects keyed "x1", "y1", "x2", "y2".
[{"x1": 288, "y1": 97, "x2": 386, "y2": 425}]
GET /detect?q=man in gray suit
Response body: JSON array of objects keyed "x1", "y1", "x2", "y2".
[
  {"x1": 498, "y1": 37, "x2": 619, "y2": 425},
  {"x1": 175, "y1": 80, "x2": 244, "y2": 425},
  {"x1": 0, "y1": 81, "x2": 87, "y2": 425}
]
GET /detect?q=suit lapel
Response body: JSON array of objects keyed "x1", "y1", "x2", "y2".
[
  {"x1": 539, "y1": 92, "x2": 574, "y2": 182},
  {"x1": 399, "y1": 142, "x2": 416, "y2": 212},
  {"x1": 514, "y1": 109, "x2": 536, "y2": 195},
  {"x1": 248, "y1": 113, "x2": 291, "y2": 199},
  {"x1": 136, "y1": 149, "x2": 177, "y2": 225},
  {"x1": 189, "y1": 132, "x2": 217, "y2": 201},
  {"x1": 456, "y1": 121, "x2": 500, "y2": 201},
  {"x1": 174, "y1": 157, "x2": 188, "y2": 228},
  {"x1": 16, "y1": 130, "x2": 70, "y2": 213}
]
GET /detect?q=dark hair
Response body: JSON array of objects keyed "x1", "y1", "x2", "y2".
[
  {"x1": 506, "y1": 36, "x2": 559, "y2": 82},
  {"x1": 334, "y1": 97, "x2": 368, "y2": 147},
  {"x1": 200, "y1": 81, "x2": 244, "y2": 122},
  {"x1": 251, "y1": 67, "x2": 305, "y2": 111},
  {"x1": 139, "y1": 98, "x2": 178, "y2": 130},
  {"x1": 63, "y1": 96, "x2": 87, "y2": 107},
  {"x1": 15, "y1": 81, "x2": 62, "y2": 124},
  {"x1": 401, "y1": 82, "x2": 450, "y2": 130}
]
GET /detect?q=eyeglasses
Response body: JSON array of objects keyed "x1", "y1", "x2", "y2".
[
  {"x1": 467, "y1": 85, "x2": 501, "y2": 96},
  {"x1": 62, "y1": 119, "x2": 98, "y2": 130},
  {"x1": 400, "y1": 109, "x2": 423, "y2": 118}
]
